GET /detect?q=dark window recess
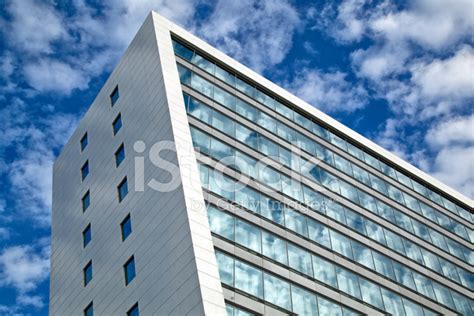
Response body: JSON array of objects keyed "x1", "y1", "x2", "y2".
[
  {"x1": 118, "y1": 177, "x2": 129, "y2": 202},
  {"x1": 127, "y1": 303, "x2": 139, "y2": 316},
  {"x1": 110, "y1": 86, "x2": 119, "y2": 106},
  {"x1": 80, "y1": 133, "x2": 88, "y2": 151},
  {"x1": 113, "y1": 113, "x2": 122, "y2": 135},
  {"x1": 115, "y1": 144, "x2": 125, "y2": 167},
  {"x1": 83, "y1": 224, "x2": 91, "y2": 247},
  {"x1": 82, "y1": 191, "x2": 90, "y2": 212},
  {"x1": 121, "y1": 214, "x2": 132, "y2": 241},
  {"x1": 84, "y1": 302, "x2": 93, "y2": 316},
  {"x1": 83, "y1": 261, "x2": 92, "y2": 286},
  {"x1": 124, "y1": 256, "x2": 136, "y2": 285},
  {"x1": 81, "y1": 160, "x2": 89, "y2": 180}
]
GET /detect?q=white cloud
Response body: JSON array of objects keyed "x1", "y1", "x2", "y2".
[
  {"x1": 23, "y1": 59, "x2": 89, "y2": 95},
  {"x1": 0, "y1": 244, "x2": 49, "y2": 294},
  {"x1": 195, "y1": 0, "x2": 300, "y2": 73},
  {"x1": 287, "y1": 68, "x2": 368, "y2": 113},
  {"x1": 3, "y1": 0, "x2": 69, "y2": 54},
  {"x1": 426, "y1": 114, "x2": 474, "y2": 148}
]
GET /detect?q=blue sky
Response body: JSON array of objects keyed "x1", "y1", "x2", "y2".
[{"x1": 0, "y1": 0, "x2": 472, "y2": 314}]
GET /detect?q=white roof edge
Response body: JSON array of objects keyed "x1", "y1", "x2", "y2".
[{"x1": 151, "y1": 12, "x2": 473, "y2": 208}]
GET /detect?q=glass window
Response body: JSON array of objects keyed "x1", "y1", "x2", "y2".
[
  {"x1": 386, "y1": 184, "x2": 406, "y2": 205},
  {"x1": 257, "y1": 111, "x2": 276, "y2": 133},
  {"x1": 274, "y1": 100, "x2": 294, "y2": 120},
  {"x1": 329, "y1": 133, "x2": 348, "y2": 151},
  {"x1": 235, "y1": 219, "x2": 261, "y2": 253},
  {"x1": 234, "y1": 259, "x2": 263, "y2": 298},
  {"x1": 339, "y1": 180, "x2": 360, "y2": 204},
  {"x1": 312, "y1": 255, "x2": 337, "y2": 288},
  {"x1": 330, "y1": 231, "x2": 353, "y2": 260},
  {"x1": 419, "y1": 203, "x2": 438, "y2": 223},
  {"x1": 262, "y1": 231, "x2": 287, "y2": 265},
  {"x1": 172, "y1": 40, "x2": 194, "y2": 60},
  {"x1": 363, "y1": 152, "x2": 381, "y2": 170},
  {"x1": 210, "y1": 138, "x2": 233, "y2": 162},
  {"x1": 369, "y1": 174, "x2": 388, "y2": 195},
  {"x1": 191, "y1": 128, "x2": 211, "y2": 156},
  {"x1": 359, "y1": 278, "x2": 384, "y2": 310},
  {"x1": 412, "y1": 273, "x2": 436, "y2": 300},
  {"x1": 234, "y1": 151, "x2": 257, "y2": 178},
  {"x1": 291, "y1": 285, "x2": 318, "y2": 315},
  {"x1": 295, "y1": 133, "x2": 315, "y2": 155},
  {"x1": 124, "y1": 256, "x2": 136, "y2": 285},
  {"x1": 372, "y1": 252, "x2": 396, "y2": 280},
  {"x1": 80, "y1": 133, "x2": 88, "y2": 151},
  {"x1": 455, "y1": 266, "x2": 471, "y2": 288},
  {"x1": 420, "y1": 248, "x2": 441, "y2": 273},
  {"x1": 432, "y1": 282, "x2": 455, "y2": 310},
  {"x1": 191, "y1": 53, "x2": 215, "y2": 74},
  {"x1": 318, "y1": 297, "x2": 342, "y2": 316},
  {"x1": 294, "y1": 111, "x2": 312, "y2": 131},
  {"x1": 188, "y1": 96, "x2": 212, "y2": 124},
  {"x1": 110, "y1": 86, "x2": 119, "y2": 106},
  {"x1": 333, "y1": 154, "x2": 352, "y2": 175},
  {"x1": 258, "y1": 135, "x2": 279, "y2": 159},
  {"x1": 83, "y1": 261, "x2": 92, "y2": 286},
  {"x1": 191, "y1": 72, "x2": 213, "y2": 98},
  {"x1": 263, "y1": 273, "x2": 291, "y2": 311},
  {"x1": 451, "y1": 291, "x2": 473, "y2": 316},
  {"x1": 208, "y1": 206, "x2": 234, "y2": 241},
  {"x1": 301, "y1": 162, "x2": 321, "y2": 185},
  {"x1": 287, "y1": 244, "x2": 313, "y2": 277},
  {"x1": 336, "y1": 267, "x2": 361, "y2": 299},
  {"x1": 83, "y1": 224, "x2": 91, "y2": 248},
  {"x1": 257, "y1": 164, "x2": 281, "y2": 191},
  {"x1": 357, "y1": 190, "x2": 378, "y2": 214},
  {"x1": 118, "y1": 177, "x2": 129, "y2": 202},
  {"x1": 402, "y1": 298, "x2": 424, "y2": 316},
  {"x1": 115, "y1": 144, "x2": 125, "y2": 167},
  {"x1": 351, "y1": 241, "x2": 374, "y2": 270},
  {"x1": 121, "y1": 214, "x2": 132, "y2": 241},
  {"x1": 215, "y1": 65, "x2": 235, "y2": 86},
  {"x1": 209, "y1": 170, "x2": 234, "y2": 201},
  {"x1": 394, "y1": 210, "x2": 414, "y2": 234},
  {"x1": 307, "y1": 220, "x2": 331, "y2": 249},
  {"x1": 112, "y1": 113, "x2": 122, "y2": 135},
  {"x1": 127, "y1": 303, "x2": 139, "y2": 316},
  {"x1": 177, "y1": 64, "x2": 192, "y2": 84},
  {"x1": 384, "y1": 229, "x2": 406, "y2": 255},
  {"x1": 312, "y1": 122, "x2": 330, "y2": 140},
  {"x1": 403, "y1": 192, "x2": 421, "y2": 213},
  {"x1": 82, "y1": 191, "x2": 90, "y2": 212},
  {"x1": 281, "y1": 175, "x2": 303, "y2": 202},
  {"x1": 235, "y1": 124, "x2": 257, "y2": 149},
  {"x1": 365, "y1": 220, "x2": 386, "y2": 245},
  {"x1": 302, "y1": 185, "x2": 325, "y2": 213},
  {"x1": 260, "y1": 196, "x2": 285, "y2": 226},
  {"x1": 392, "y1": 261, "x2": 416, "y2": 290},
  {"x1": 402, "y1": 239, "x2": 424, "y2": 265},
  {"x1": 214, "y1": 86, "x2": 235, "y2": 111},
  {"x1": 234, "y1": 185, "x2": 259, "y2": 214},
  {"x1": 255, "y1": 90, "x2": 274, "y2": 109},
  {"x1": 212, "y1": 111, "x2": 234, "y2": 137},
  {"x1": 278, "y1": 146, "x2": 293, "y2": 169},
  {"x1": 375, "y1": 201, "x2": 396, "y2": 223},
  {"x1": 344, "y1": 208, "x2": 366, "y2": 235},
  {"x1": 216, "y1": 252, "x2": 234, "y2": 285},
  {"x1": 411, "y1": 220, "x2": 432, "y2": 243},
  {"x1": 346, "y1": 142, "x2": 364, "y2": 161},
  {"x1": 81, "y1": 160, "x2": 89, "y2": 180},
  {"x1": 84, "y1": 302, "x2": 93, "y2": 316},
  {"x1": 381, "y1": 289, "x2": 405, "y2": 316},
  {"x1": 234, "y1": 98, "x2": 256, "y2": 122},
  {"x1": 198, "y1": 164, "x2": 209, "y2": 189},
  {"x1": 284, "y1": 208, "x2": 308, "y2": 237},
  {"x1": 276, "y1": 124, "x2": 295, "y2": 142},
  {"x1": 396, "y1": 171, "x2": 413, "y2": 189},
  {"x1": 324, "y1": 200, "x2": 346, "y2": 225},
  {"x1": 351, "y1": 164, "x2": 371, "y2": 186}
]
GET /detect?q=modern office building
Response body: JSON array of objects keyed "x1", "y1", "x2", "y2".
[{"x1": 49, "y1": 11, "x2": 473, "y2": 316}]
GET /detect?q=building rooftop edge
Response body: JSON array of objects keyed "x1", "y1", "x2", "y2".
[{"x1": 150, "y1": 11, "x2": 473, "y2": 207}]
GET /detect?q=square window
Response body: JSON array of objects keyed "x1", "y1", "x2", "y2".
[
  {"x1": 127, "y1": 303, "x2": 139, "y2": 316},
  {"x1": 110, "y1": 86, "x2": 119, "y2": 106},
  {"x1": 118, "y1": 177, "x2": 128, "y2": 202},
  {"x1": 83, "y1": 261, "x2": 92, "y2": 286},
  {"x1": 84, "y1": 302, "x2": 93, "y2": 316},
  {"x1": 121, "y1": 214, "x2": 132, "y2": 241},
  {"x1": 80, "y1": 133, "x2": 88, "y2": 151},
  {"x1": 115, "y1": 144, "x2": 125, "y2": 167},
  {"x1": 81, "y1": 161, "x2": 89, "y2": 180},
  {"x1": 82, "y1": 191, "x2": 90, "y2": 212},
  {"x1": 83, "y1": 224, "x2": 91, "y2": 248},
  {"x1": 113, "y1": 113, "x2": 122, "y2": 135},
  {"x1": 124, "y1": 256, "x2": 136, "y2": 285}
]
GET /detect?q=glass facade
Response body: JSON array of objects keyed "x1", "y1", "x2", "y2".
[{"x1": 172, "y1": 39, "x2": 473, "y2": 315}]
